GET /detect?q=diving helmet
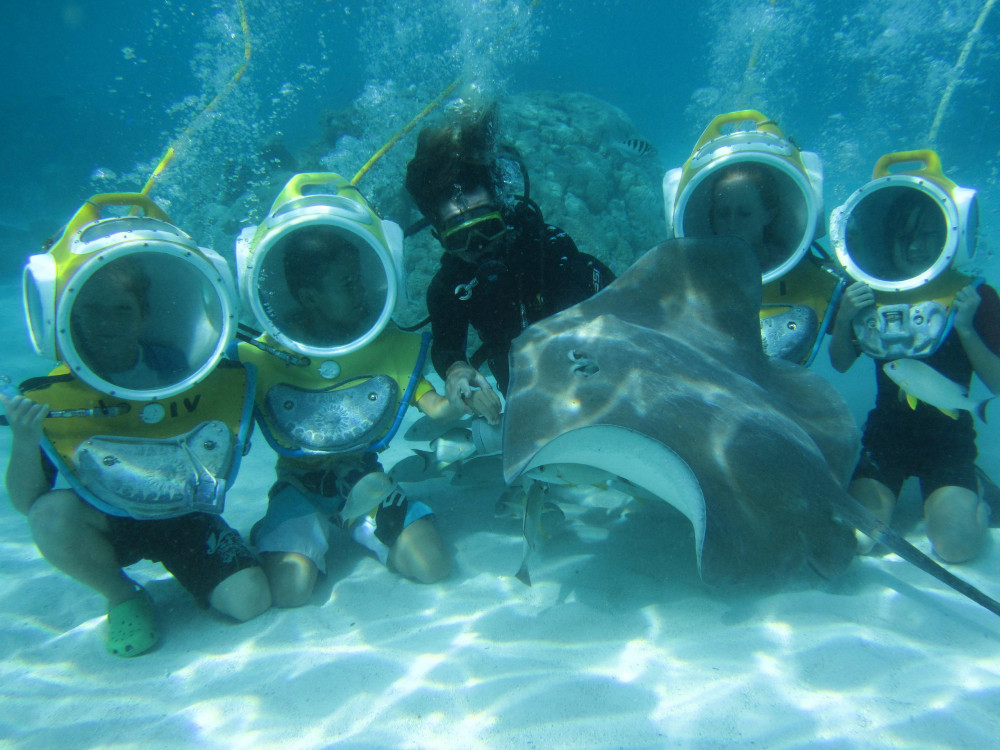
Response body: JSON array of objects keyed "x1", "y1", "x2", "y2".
[
  {"x1": 236, "y1": 173, "x2": 405, "y2": 357},
  {"x1": 830, "y1": 150, "x2": 978, "y2": 292},
  {"x1": 22, "y1": 193, "x2": 237, "y2": 401},
  {"x1": 663, "y1": 111, "x2": 825, "y2": 283}
]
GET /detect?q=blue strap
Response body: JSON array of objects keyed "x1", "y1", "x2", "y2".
[{"x1": 804, "y1": 277, "x2": 846, "y2": 367}]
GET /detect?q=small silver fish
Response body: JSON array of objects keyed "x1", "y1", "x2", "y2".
[
  {"x1": 494, "y1": 485, "x2": 566, "y2": 525},
  {"x1": 515, "y1": 480, "x2": 546, "y2": 586},
  {"x1": 883, "y1": 358, "x2": 993, "y2": 422},
  {"x1": 90, "y1": 166, "x2": 118, "y2": 182},
  {"x1": 339, "y1": 471, "x2": 395, "y2": 523},
  {"x1": 414, "y1": 427, "x2": 477, "y2": 472}
]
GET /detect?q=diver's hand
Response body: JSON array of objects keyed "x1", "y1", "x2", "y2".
[
  {"x1": 952, "y1": 284, "x2": 982, "y2": 335},
  {"x1": 3, "y1": 395, "x2": 48, "y2": 445},
  {"x1": 839, "y1": 281, "x2": 875, "y2": 322},
  {"x1": 445, "y1": 362, "x2": 502, "y2": 425}
]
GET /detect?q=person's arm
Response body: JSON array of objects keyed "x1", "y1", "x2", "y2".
[
  {"x1": 953, "y1": 284, "x2": 1000, "y2": 394},
  {"x1": 829, "y1": 280, "x2": 874, "y2": 373},
  {"x1": 548, "y1": 227, "x2": 615, "y2": 310},
  {"x1": 415, "y1": 390, "x2": 466, "y2": 421},
  {"x1": 426, "y1": 270, "x2": 471, "y2": 381},
  {"x1": 425, "y1": 266, "x2": 502, "y2": 423},
  {"x1": 3, "y1": 395, "x2": 54, "y2": 515}
]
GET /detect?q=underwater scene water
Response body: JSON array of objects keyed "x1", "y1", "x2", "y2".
[{"x1": 2, "y1": 1, "x2": 1000, "y2": 748}]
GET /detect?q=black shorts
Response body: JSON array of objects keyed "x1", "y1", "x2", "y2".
[
  {"x1": 106, "y1": 513, "x2": 260, "y2": 607},
  {"x1": 852, "y1": 407, "x2": 978, "y2": 501}
]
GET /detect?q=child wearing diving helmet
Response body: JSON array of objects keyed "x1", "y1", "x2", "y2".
[
  {"x1": 4, "y1": 196, "x2": 270, "y2": 658},
  {"x1": 828, "y1": 156, "x2": 1000, "y2": 564},
  {"x1": 236, "y1": 176, "x2": 482, "y2": 609}
]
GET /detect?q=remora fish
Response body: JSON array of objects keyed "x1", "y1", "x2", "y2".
[
  {"x1": 413, "y1": 426, "x2": 477, "y2": 472},
  {"x1": 883, "y1": 358, "x2": 993, "y2": 422}
]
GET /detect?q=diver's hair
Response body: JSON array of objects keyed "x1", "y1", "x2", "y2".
[
  {"x1": 405, "y1": 104, "x2": 501, "y2": 221},
  {"x1": 90, "y1": 256, "x2": 152, "y2": 317},
  {"x1": 282, "y1": 226, "x2": 359, "y2": 300},
  {"x1": 883, "y1": 189, "x2": 943, "y2": 249}
]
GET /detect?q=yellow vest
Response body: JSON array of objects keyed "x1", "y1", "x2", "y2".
[
  {"x1": 237, "y1": 326, "x2": 432, "y2": 460},
  {"x1": 20, "y1": 360, "x2": 255, "y2": 518}
]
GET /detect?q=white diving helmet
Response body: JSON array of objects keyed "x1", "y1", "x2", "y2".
[
  {"x1": 830, "y1": 149, "x2": 978, "y2": 292},
  {"x1": 22, "y1": 193, "x2": 237, "y2": 401},
  {"x1": 663, "y1": 110, "x2": 825, "y2": 284},
  {"x1": 236, "y1": 172, "x2": 405, "y2": 357}
]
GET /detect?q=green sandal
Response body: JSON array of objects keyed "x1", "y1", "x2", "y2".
[{"x1": 106, "y1": 588, "x2": 158, "y2": 658}]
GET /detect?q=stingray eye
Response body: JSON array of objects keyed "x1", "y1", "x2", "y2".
[{"x1": 568, "y1": 350, "x2": 599, "y2": 377}]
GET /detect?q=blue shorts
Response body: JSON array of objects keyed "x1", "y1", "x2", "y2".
[{"x1": 252, "y1": 454, "x2": 433, "y2": 573}]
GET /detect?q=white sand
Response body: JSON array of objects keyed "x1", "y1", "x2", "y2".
[{"x1": 2, "y1": 279, "x2": 1000, "y2": 748}]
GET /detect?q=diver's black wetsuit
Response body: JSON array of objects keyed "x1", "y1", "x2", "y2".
[
  {"x1": 853, "y1": 283, "x2": 1000, "y2": 498},
  {"x1": 426, "y1": 201, "x2": 614, "y2": 394}
]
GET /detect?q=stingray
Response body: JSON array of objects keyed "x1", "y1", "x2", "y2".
[{"x1": 503, "y1": 238, "x2": 1000, "y2": 618}]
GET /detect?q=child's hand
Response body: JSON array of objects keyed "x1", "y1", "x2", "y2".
[
  {"x1": 839, "y1": 281, "x2": 875, "y2": 322},
  {"x1": 3, "y1": 395, "x2": 49, "y2": 445},
  {"x1": 952, "y1": 284, "x2": 982, "y2": 335}
]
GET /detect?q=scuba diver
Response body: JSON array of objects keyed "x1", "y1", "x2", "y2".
[
  {"x1": 828, "y1": 150, "x2": 1000, "y2": 563},
  {"x1": 234, "y1": 173, "x2": 474, "y2": 609},
  {"x1": 3, "y1": 194, "x2": 270, "y2": 658},
  {"x1": 404, "y1": 104, "x2": 615, "y2": 414},
  {"x1": 664, "y1": 111, "x2": 840, "y2": 365}
]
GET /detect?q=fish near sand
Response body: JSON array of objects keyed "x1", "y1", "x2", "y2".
[
  {"x1": 502, "y1": 237, "x2": 1000, "y2": 618},
  {"x1": 413, "y1": 426, "x2": 478, "y2": 472},
  {"x1": 883, "y1": 358, "x2": 992, "y2": 422}
]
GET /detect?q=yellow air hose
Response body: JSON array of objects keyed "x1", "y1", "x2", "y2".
[{"x1": 926, "y1": 0, "x2": 996, "y2": 145}]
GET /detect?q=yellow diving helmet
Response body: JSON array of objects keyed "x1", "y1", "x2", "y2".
[
  {"x1": 22, "y1": 193, "x2": 237, "y2": 401},
  {"x1": 236, "y1": 172, "x2": 405, "y2": 357},
  {"x1": 830, "y1": 150, "x2": 979, "y2": 360},
  {"x1": 663, "y1": 110, "x2": 825, "y2": 284},
  {"x1": 830, "y1": 149, "x2": 978, "y2": 292}
]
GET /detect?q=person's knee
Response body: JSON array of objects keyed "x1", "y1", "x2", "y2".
[
  {"x1": 261, "y1": 552, "x2": 318, "y2": 608},
  {"x1": 28, "y1": 491, "x2": 98, "y2": 550},
  {"x1": 209, "y1": 566, "x2": 272, "y2": 621},
  {"x1": 389, "y1": 518, "x2": 450, "y2": 583},
  {"x1": 924, "y1": 487, "x2": 989, "y2": 564},
  {"x1": 848, "y1": 478, "x2": 896, "y2": 555}
]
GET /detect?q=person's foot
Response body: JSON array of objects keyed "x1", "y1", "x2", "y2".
[{"x1": 106, "y1": 587, "x2": 158, "y2": 657}]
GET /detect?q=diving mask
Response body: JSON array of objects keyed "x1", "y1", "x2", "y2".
[{"x1": 438, "y1": 205, "x2": 507, "y2": 257}]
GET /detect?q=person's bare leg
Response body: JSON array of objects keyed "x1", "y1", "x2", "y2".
[
  {"x1": 259, "y1": 551, "x2": 317, "y2": 609},
  {"x1": 388, "y1": 518, "x2": 450, "y2": 583},
  {"x1": 28, "y1": 490, "x2": 139, "y2": 608},
  {"x1": 924, "y1": 485, "x2": 989, "y2": 563},
  {"x1": 848, "y1": 478, "x2": 897, "y2": 555},
  {"x1": 209, "y1": 566, "x2": 272, "y2": 620}
]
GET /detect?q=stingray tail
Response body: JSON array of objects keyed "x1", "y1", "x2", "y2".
[{"x1": 837, "y1": 495, "x2": 1000, "y2": 619}]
